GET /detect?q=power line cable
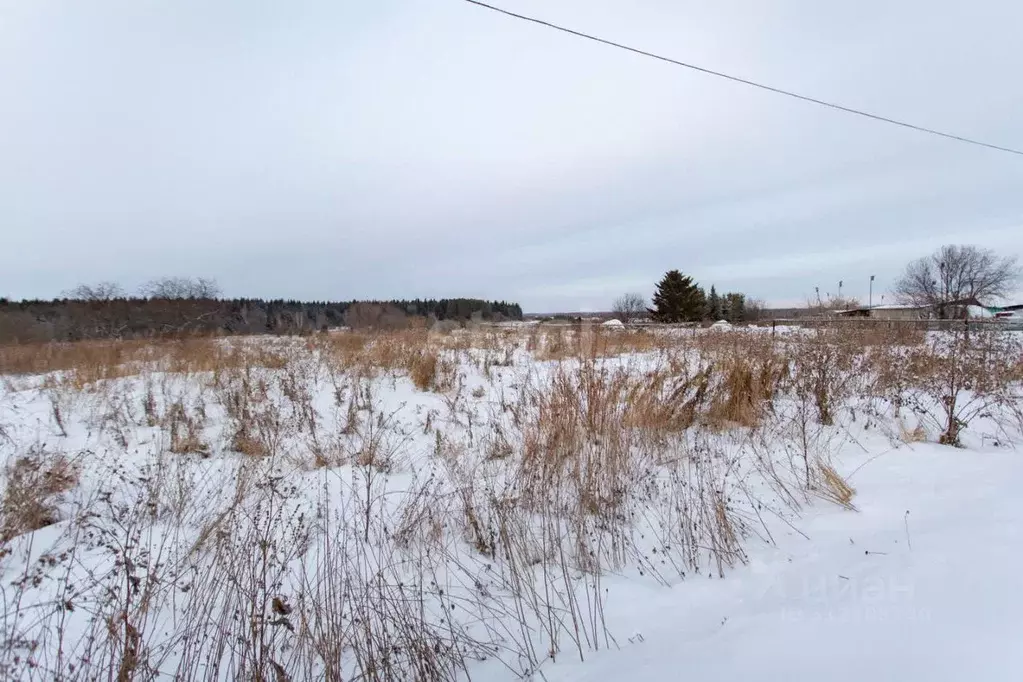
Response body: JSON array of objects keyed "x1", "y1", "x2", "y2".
[{"x1": 463, "y1": 0, "x2": 1023, "y2": 157}]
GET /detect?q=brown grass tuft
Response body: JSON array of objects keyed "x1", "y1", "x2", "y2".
[
  {"x1": 408, "y1": 350, "x2": 439, "y2": 391},
  {"x1": 1, "y1": 451, "x2": 79, "y2": 542},
  {"x1": 813, "y1": 461, "x2": 857, "y2": 510},
  {"x1": 899, "y1": 420, "x2": 927, "y2": 443},
  {"x1": 230, "y1": 427, "x2": 268, "y2": 457}
]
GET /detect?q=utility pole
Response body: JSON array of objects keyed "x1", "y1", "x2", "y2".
[
  {"x1": 869, "y1": 275, "x2": 875, "y2": 309},
  {"x1": 939, "y1": 261, "x2": 947, "y2": 319}
]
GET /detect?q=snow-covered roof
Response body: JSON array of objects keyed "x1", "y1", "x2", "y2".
[{"x1": 869, "y1": 304, "x2": 929, "y2": 310}]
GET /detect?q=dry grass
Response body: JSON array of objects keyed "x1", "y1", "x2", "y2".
[
  {"x1": 0, "y1": 337, "x2": 298, "y2": 392},
  {"x1": 812, "y1": 461, "x2": 857, "y2": 510},
  {"x1": 528, "y1": 326, "x2": 674, "y2": 361},
  {"x1": 1, "y1": 451, "x2": 79, "y2": 543},
  {"x1": 0, "y1": 340, "x2": 159, "y2": 387},
  {"x1": 706, "y1": 343, "x2": 788, "y2": 429},
  {"x1": 408, "y1": 350, "x2": 439, "y2": 391},
  {"x1": 166, "y1": 401, "x2": 210, "y2": 456},
  {"x1": 315, "y1": 329, "x2": 460, "y2": 392},
  {"x1": 899, "y1": 420, "x2": 928, "y2": 443},
  {"x1": 1, "y1": 323, "x2": 1021, "y2": 680},
  {"x1": 851, "y1": 322, "x2": 926, "y2": 347}
]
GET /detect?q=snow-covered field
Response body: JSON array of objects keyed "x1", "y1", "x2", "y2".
[{"x1": 1, "y1": 326, "x2": 1021, "y2": 681}]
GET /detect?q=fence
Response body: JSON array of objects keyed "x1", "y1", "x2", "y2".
[{"x1": 520, "y1": 318, "x2": 1023, "y2": 332}]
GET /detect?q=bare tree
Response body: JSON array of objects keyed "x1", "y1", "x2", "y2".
[
  {"x1": 894, "y1": 245, "x2": 1020, "y2": 317},
  {"x1": 140, "y1": 277, "x2": 221, "y2": 299},
  {"x1": 611, "y1": 293, "x2": 646, "y2": 324},
  {"x1": 744, "y1": 298, "x2": 767, "y2": 322},
  {"x1": 63, "y1": 281, "x2": 125, "y2": 300}
]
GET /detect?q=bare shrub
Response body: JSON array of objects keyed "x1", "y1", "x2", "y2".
[
  {"x1": 139, "y1": 276, "x2": 220, "y2": 299},
  {"x1": 63, "y1": 281, "x2": 126, "y2": 301},
  {"x1": 611, "y1": 293, "x2": 646, "y2": 324},
  {"x1": 886, "y1": 329, "x2": 1023, "y2": 446},
  {"x1": 788, "y1": 326, "x2": 865, "y2": 426}
]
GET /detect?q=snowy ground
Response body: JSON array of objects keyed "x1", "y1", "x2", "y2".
[
  {"x1": 546, "y1": 443, "x2": 1023, "y2": 682},
  {"x1": 0, "y1": 328, "x2": 1020, "y2": 680}
]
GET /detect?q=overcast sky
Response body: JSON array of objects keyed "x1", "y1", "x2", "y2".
[{"x1": 2, "y1": 0, "x2": 1022, "y2": 311}]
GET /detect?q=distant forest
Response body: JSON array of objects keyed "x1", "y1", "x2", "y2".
[{"x1": 0, "y1": 297, "x2": 524, "y2": 343}]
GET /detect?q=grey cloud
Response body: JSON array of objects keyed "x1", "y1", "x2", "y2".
[{"x1": 2, "y1": 0, "x2": 1021, "y2": 310}]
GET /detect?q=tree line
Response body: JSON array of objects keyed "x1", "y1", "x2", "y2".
[
  {"x1": 621, "y1": 244, "x2": 1020, "y2": 325},
  {"x1": 0, "y1": 278, "x2": 523, "y2": 343},
  {"x1": 614, "y1": 271, "x2": 763, "y2": 324}
]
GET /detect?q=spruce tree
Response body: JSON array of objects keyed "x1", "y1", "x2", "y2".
[
  {"x1": 707, "y1": 285, "x2": 722, "y2": 320},
  {"x1": 723, "y1": 292, "x2": 746, "y2": 323},
  {"x1": 649, "y1": 270, "x2": 706, "y2": 322}
]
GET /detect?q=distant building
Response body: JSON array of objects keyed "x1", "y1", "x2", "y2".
[
  {"x1": 993, "y1": 304, "x2": 1023, "y2": 321},
  {"x1": 836, "y1": 304, "x2": 930, "y2": 320},
  {"x1": 835, "y1": 297, "x2": 1007, "y2": 321}
]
